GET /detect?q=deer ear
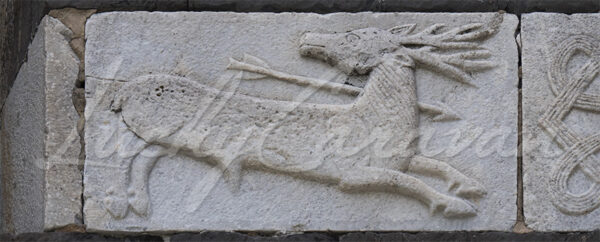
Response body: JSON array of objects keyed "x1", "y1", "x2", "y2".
[{"x1": 388, "y1": 24, "x2": 416, "y2": 35}]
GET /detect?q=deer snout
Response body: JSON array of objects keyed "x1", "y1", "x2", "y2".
[{"x1": 299, "y1": 32, "x2": 329, "y2": 58}]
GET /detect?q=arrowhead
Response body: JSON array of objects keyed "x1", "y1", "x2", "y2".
[
  {"x1": 418, "y1": 102, "x2": 461, "y2": 122},
  {"x1": 241, "y1": 53, "x2": 270, "y2": 80}
]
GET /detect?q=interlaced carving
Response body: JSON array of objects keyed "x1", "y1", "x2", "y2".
[{"x1": 539, "y1": 35, "x2": 600, "y2": 215}]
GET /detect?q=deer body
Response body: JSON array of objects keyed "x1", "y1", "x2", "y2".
[
  {"x1": 106, "y1": 16, "x2": 502, "y2": 219},
  {"x1": 114, "y1": 55, "x2": 418, "y2": 187}
]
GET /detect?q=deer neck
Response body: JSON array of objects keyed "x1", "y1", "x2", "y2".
[{"x1": 353, "y1": 54, "x2": 419, "y2": 128}]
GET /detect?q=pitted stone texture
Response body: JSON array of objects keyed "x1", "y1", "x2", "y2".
[
  {"x1": 84, "y1": 12, "x2": 518, "y2": 232},
  {"x1": 1, "y1": 16, "x2": 81, "y2": 233},
  {"x1": 522, "y1": 13, "x2": 600, "y2": 231}
]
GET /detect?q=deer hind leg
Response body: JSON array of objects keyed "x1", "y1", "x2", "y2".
[
  {"x1": 103, "y1": 161, "x2": 132, "y2": 219},
  {"x1": 408, "y1": 155, "x2": 486, "y2": 198},
  {"x1": 338, "y1": 166, "x2": 476, "y2": 218},
  {"x1": 127, "y1": 145, "x2": 166, "y2": 216}
]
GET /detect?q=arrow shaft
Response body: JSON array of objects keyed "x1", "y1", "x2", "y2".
[{"x1": 227, "y1": 58, "x2": 362, "y2": 96}]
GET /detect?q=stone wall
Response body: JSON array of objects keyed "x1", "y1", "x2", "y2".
[{"x1": 1, "y1": 0, "x2": 600, "y2": 240}]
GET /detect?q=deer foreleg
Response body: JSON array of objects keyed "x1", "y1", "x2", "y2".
[
  {"x1": 408, "y1": 155, "x2": 486, "y2": 198},
  {"x1": 338, "y1": 166, "x2": 476, "y2": 218},
  {"x1": 127, "y1": 145, "x2": 166, "y2": 216}
]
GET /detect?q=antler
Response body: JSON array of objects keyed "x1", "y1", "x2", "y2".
[{"x1": 396, "y1": 13, "x2": 503, "y2": 86}]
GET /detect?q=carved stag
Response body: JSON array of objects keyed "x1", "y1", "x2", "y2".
[{"x1": 106, "y1": 14, "x2": 503, "y2": 219}]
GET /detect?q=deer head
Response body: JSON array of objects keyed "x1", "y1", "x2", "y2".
[
  {"x1": 299, "y1": 13, "x2": 503, "y2": 85},
  {"x1": 300, "y1": 27, "x2": 400, "y2": 75}
]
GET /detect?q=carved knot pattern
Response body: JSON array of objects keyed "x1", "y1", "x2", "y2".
[{"x1": 539, "y1": 35, "x2": 600, "y2": 215}]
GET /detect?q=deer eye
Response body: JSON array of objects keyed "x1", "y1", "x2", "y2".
[{"x1": 346, "y1": 33, "x2": 360, "y2": 43}]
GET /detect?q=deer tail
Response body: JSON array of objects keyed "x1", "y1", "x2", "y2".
[{"x1": 110, "y1": 86, "x2": 128, "y2": 112}]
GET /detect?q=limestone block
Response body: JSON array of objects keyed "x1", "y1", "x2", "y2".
[
  {"x1": 1, "y1": 16, "x2": 81, "y2": 233},
  {"x1": 84, "y1": 12, "x2": 518, "y2": 232},
  {"x1": 522, "y1": 13, "x2": 600, "y2": 231}
]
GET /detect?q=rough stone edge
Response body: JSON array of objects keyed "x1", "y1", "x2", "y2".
[
  {"x1": 1, "y1": 14, "x2": 49, "y2": 234},
  {"x1": 41, "y1": 15, "x2": 82, "y2": 232},
  {"x1": 0, "y1": 0, "x2": 47, "y2": 233},
  {"x1": 44, "y1": 8, "x2": 97, "y2": 233},
  {"x1": 0, "y1": 14, "x2": 85, "y2": 234}
]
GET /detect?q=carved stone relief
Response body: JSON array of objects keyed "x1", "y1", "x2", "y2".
[
  {"x1": 84, "y1": 12, "x2": 518, "y2": 231},
  {"x1": 539, "y1": 35, "x2": 600, "y2": 215},
  {"x1": 523, "y1": 13, "x2": 600, "y2": 231}
]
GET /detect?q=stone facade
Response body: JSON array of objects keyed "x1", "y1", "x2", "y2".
[{"x1": 1, "y1": 4, "x2": 600, "y2": 237}]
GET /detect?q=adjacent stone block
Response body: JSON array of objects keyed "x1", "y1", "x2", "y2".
[
  {"x1": 522, "y1": 13, "x2": 600, "y2": 231},
  {"x1": 0, "y1": 16, "x2": 82, "y2": 233},
  {"x1": 84, "y1": 12, "x2": 518, "y2": 232}
]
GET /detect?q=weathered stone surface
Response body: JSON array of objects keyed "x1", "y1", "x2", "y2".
[
  {"x1": 522, "y1": 13, "x2": 600, "y2": 231},
  {"x1": 1, "y1": 16, "x2": 81, "y2": 233},
  {"x1": 3, "y1": 231, "x2": 600, "y2": 241},
  {"x1": 84, "y1": 12, "x2": 518, "y2": 232}
]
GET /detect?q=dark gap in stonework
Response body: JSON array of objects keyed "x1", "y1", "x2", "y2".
[{"x1": 514, "y1": 14, "x2": 528, "y2": 232}]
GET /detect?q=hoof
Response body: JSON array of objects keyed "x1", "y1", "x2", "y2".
[
  {"x1": 128, "y1": 188, "x2": 150, "y2": 216},
  {"x1": 442, "y1": 197, "x2": 477, "y2": 218},
  {"x1": 430, "y1": 196, "x2": 477, "y2": 218},
  {"x1": 455, "y1": 180, "x2": 487, "y2": 198},
  {"x1": 103, "y1": 187, "x2": 128, "y2": 219},
  {"x1": 449, "y1": 176, "x2": 487, "y2": 198}
]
